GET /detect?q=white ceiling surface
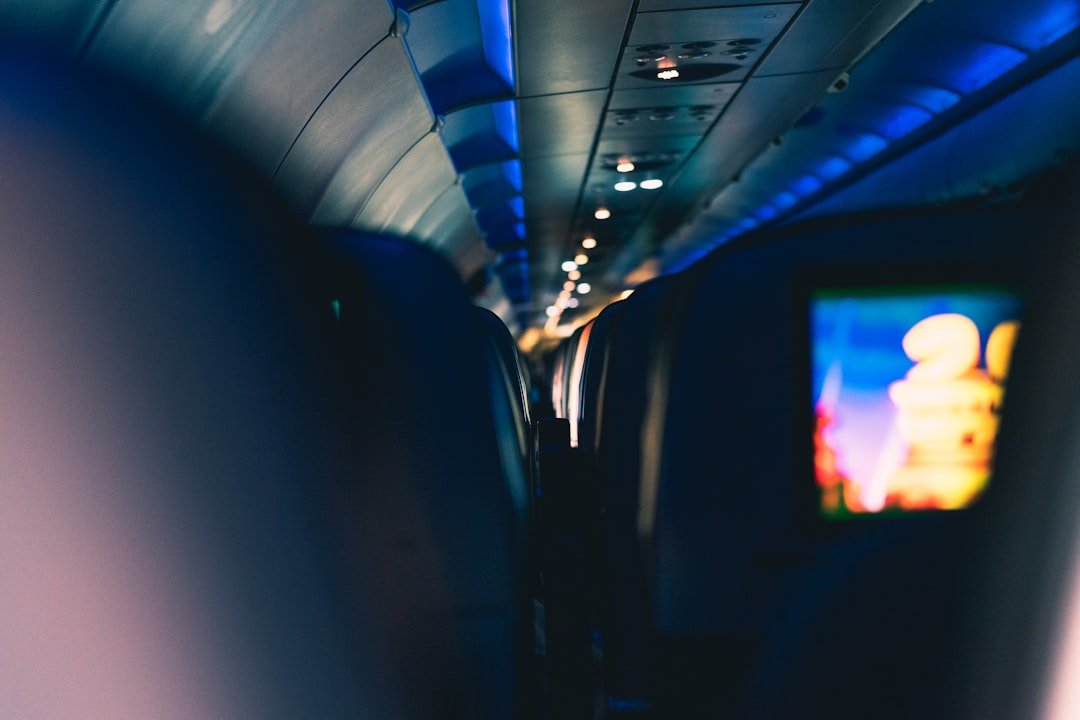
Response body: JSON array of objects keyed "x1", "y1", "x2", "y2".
[
  {"x1": 0, "y1": 0, "x2": 926, "y2": 318},
  {"x1": 1, "y1": 0, "x2": 489, "y2": 279}
]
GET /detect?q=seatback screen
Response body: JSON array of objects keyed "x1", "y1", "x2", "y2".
[{"x1": 811, "y1": 285, "x2": 1022, "y2": 518}]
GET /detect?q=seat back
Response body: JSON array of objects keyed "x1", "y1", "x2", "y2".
[
  {"x1": 0, "y1": 51, "x2": 402, "y2": 719},
  {"x1": 642, "y1": 208, "x2": 1034, "y2": 717},
  {"x1": 313, "y1": 229, "x2": 530, "y2": 719}
]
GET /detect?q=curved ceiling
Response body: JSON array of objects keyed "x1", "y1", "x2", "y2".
[{"x1": 3, "y1": 0, "x2": 1079, "y2": 334}]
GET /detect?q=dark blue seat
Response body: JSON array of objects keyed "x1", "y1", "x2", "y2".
[
  {"x1": 642, "y1": 207, "x2": 1035, "y2": 718},
  {"x1": 312, "y1": 229, "x2": 530, "y2": 719},
  {"x1": 0, "y1": 49, "x2": 530, "y2": 720},
  {"x1": 0, "y1": 50, "x2": 399, "y2": 719}
]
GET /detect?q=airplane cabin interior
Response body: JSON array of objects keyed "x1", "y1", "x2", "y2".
[{"x1": 2, "y1": 0, "x2": 1080, "y2": 718}]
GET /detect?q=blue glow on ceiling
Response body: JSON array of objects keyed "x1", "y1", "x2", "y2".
[
  {"x1": 946, "y1": 43, "x2": 1028, "y2": 94},
  {"x1": 515, "y1": 221, "x2": 526, "y2": 239},
  {"x1": 906, "y1": 85, "x2": 962, "y2": 114},
  {"x1": 677, "y1": 0, "x2": 1080, "y2": 280},
  {"x1": 500, "y1": 248, "x2": 528, "y2": 263},
  {"x1": 842, "y1": 133, "x2": 889, "y2": 162},
  {"x1": 818, "y1": 156, "x2": 853, "y2": 180},
  {"x1": 1017, "y1": 0, "x2": 1080, "y2": 49},
  {"x1": 755, "y1": 205, "x2": 778, "y2": 222},
  {"x1": 792, "y1": 175, "x2": 824, "y2": 196},
  {"x1": 477, "y1": 0, "x2": 515, "y2": 89},
  {"x1": 773, "y1": 191, "x2": 798, "y2": 209},
  {"x1": 877, "y1": 104, "x2": 934, "y2": 140},
  {"x1": 510, "y1": 195, "x2": 525, "y2": 219},
  {"x1": 502, "y1": 160, "x2": 522, "y2": 193},
  {"x1": 493, "y1": 100, "x2": 520, "y2": 154}
]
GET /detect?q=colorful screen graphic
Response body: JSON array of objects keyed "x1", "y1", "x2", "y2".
[{"x1": 811, "y1": 285, "x2": 1022, "y2": 518}]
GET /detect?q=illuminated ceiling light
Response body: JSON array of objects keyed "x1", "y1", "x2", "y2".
[
  {"x1": 557, "y1": 296, "x2": 570, "y2": 308},
  {"x1": 577, "y1": 282, "x2": 592, "y2": 294},
  {"x1": 581, "y1": 236, "x2": 597, "y2": 249},
  {"x1": 567, "y1": 298, "x2": 580, "y2": 309},
  {"x1": 564, "y1": 281, "x2": 576, "y2": 291},
  {"x1": 640, "y1": 178, "x2": 664, "y2": 190},
  {"x1": 559, "y1": 289, "x2": 572, "y2": 298},
  {"x1": 594, "y1": 207, "x2": 611, "y2": 220},
  {"x1": 568, "y1": 269, "x2": 582, "y2": 281},
  {"x1": 616, "y1": 160, "x2": 636, "y2": 173},
  {"x1": 561, "y1": 260, "x2": 578, "y2": 272},
  {"x1": 657, "y1": 68, "x2": 680, "y2": 80},
  {"x1": 574, "y1": 254, "x2": 589, "y2": 265},
  {"x1": 614, "y1": 180, "x2": 637, "y2": 192},
  {"x1": 546, "y1": 306, "x2": 560, "y2": 317}
]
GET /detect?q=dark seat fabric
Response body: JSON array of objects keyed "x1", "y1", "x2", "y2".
[
  {"x1": 475, "y1": 305, "x2": 532, "y2": 470},
  {"x1": 639, "y1": 207, "x2": 1039, "y2": 718},
  {"x1": 0, "y1": 50, "x2": 529, "y2": 720},
  {"x1": 945, "y1": 170, "x2": 1080, "y2": 720},
  {"x1": 312, "y1": 229, "x2": 530, "y2": 719},
  {"x1": 0, "y1": 51, "x2": 400, "y2": 719},
  {"x1": 576, "y1": 299, "x2": 627, "y2": 458},
  {"x1": 589, "y1": 274, "x2": 690, "y2": 699}
]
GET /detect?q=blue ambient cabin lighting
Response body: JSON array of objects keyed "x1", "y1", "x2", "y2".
[
  {"x1": 877, "y1": 104, "x2": 935, "y2": 140},
  {"x1": 817, "y1": 156, "x2": 853, "y2": 181},
  {"x1": 791, "y1": 175, "x2": 824, "y2": 196},
  {"x1": 492, "y1": 99, "x2": 520, "y2": 154},
  {"x1": 842, "y1": 133, "x2": 889, "y2": 163},
  {"x1": 477, "y1": 0, "x2": 514, "y2": 89},
  {"x1": 904, "y1": 85, "x2": 962, "y2": 114},
  {"x1": 1018, "y1": 0, "x2": 1080, "y2": 49},
  {"x1": 502, "y1": 159, "x2": 522, "y2": 193},
  {"x1": 677, "y1": 0, "x2": 1080, "y2": 280},
  {"x1": 510, "y1": 195, "x2": 525, "y2": 219},
  {"x1": 773, "y1": 191, "x2": 798, "y2": 209},
  {"x1": 945, "y1": 43, "x2": 1027, "y2": 94}
]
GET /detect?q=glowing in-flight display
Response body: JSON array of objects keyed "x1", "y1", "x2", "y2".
[{"x1": 811, "y1": 286, "x2": 1022, "y2": 518}]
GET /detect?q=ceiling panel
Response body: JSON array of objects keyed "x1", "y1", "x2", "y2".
[
  {"x1": 608, "y1": 81, "x2": 737, "y2": 110},
  {"x1": 755, "y1": 0, "x2": 922, "y2": 76},
  {"x1": 519, "y1": 91, "x2": 608, "y2": 159},
  {"x1": 629, "y1": 4, "x2": 800, "y2": 44},
  {"x1": 516, "y1": 0, "x2": 634, "y2": 96},
  {"x1": 615, "y1": 4, "x2": 800, "y2": 88},
  {"x1": 355, "y1": 133, "x2": 456, "y2": 236},
  {"x1": 638, "y1": 0, "x2": 780, "y2": 9},
  {"x1": 277, "y1": 37, "x2": 433, "y2": 221},
  {"x1": 522, "y1": 152, "x2": 592, "y2": 234},
  {"x1": 608, "y1": 67, "x2": 839, "y2": 278},
  {"x1": 413, "y1": 182, "x2": 471, "y2": 242},
  {"x1": 203, "y1": 0, "x2": 392, "y2": 176}
]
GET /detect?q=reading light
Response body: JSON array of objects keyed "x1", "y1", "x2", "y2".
[
  {"x1": 567, "y1": 298, "x2": 580, "y2": 309},
  {"x1": 546, "y1": 306, "x2": 559, "y2": 317},
  {"x1": 577, "y1": 282, "x2": 592, "y2": 294},
  {"x1": 640, "y1": 178, "x2": 664, "y2": 190},
  {"x1": 616, "y1": 160, "x2": 636, "y2": 173},
  {"x1": 657, "y1": 68, "x2": 680, "y2": 80},
  {"x1": 575, "y1": 254, "x2": 589, "y2": 265},
  {"x1": 594, "y1": 207, "x2": 611, "y2": 220},
  {"x1": 614, "y1": 181, "x2": 637, "y2": 192},
  {"x1": 568, "y1": 269, "x2": 582, "y2": 281},
  {"x1": 561, "y1": 260, "x2": 578, "y2": 272},
  {"x1": 582, "y1": 236, "x2": 597, "y2": 249},
  {"x1": 564, "y1": 281, "x2": 576, "y2": 291}
]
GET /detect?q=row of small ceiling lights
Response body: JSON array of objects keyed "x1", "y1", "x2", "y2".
[{"x1": 545, "y1": 160, "x2": 664, "y2": 320}]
